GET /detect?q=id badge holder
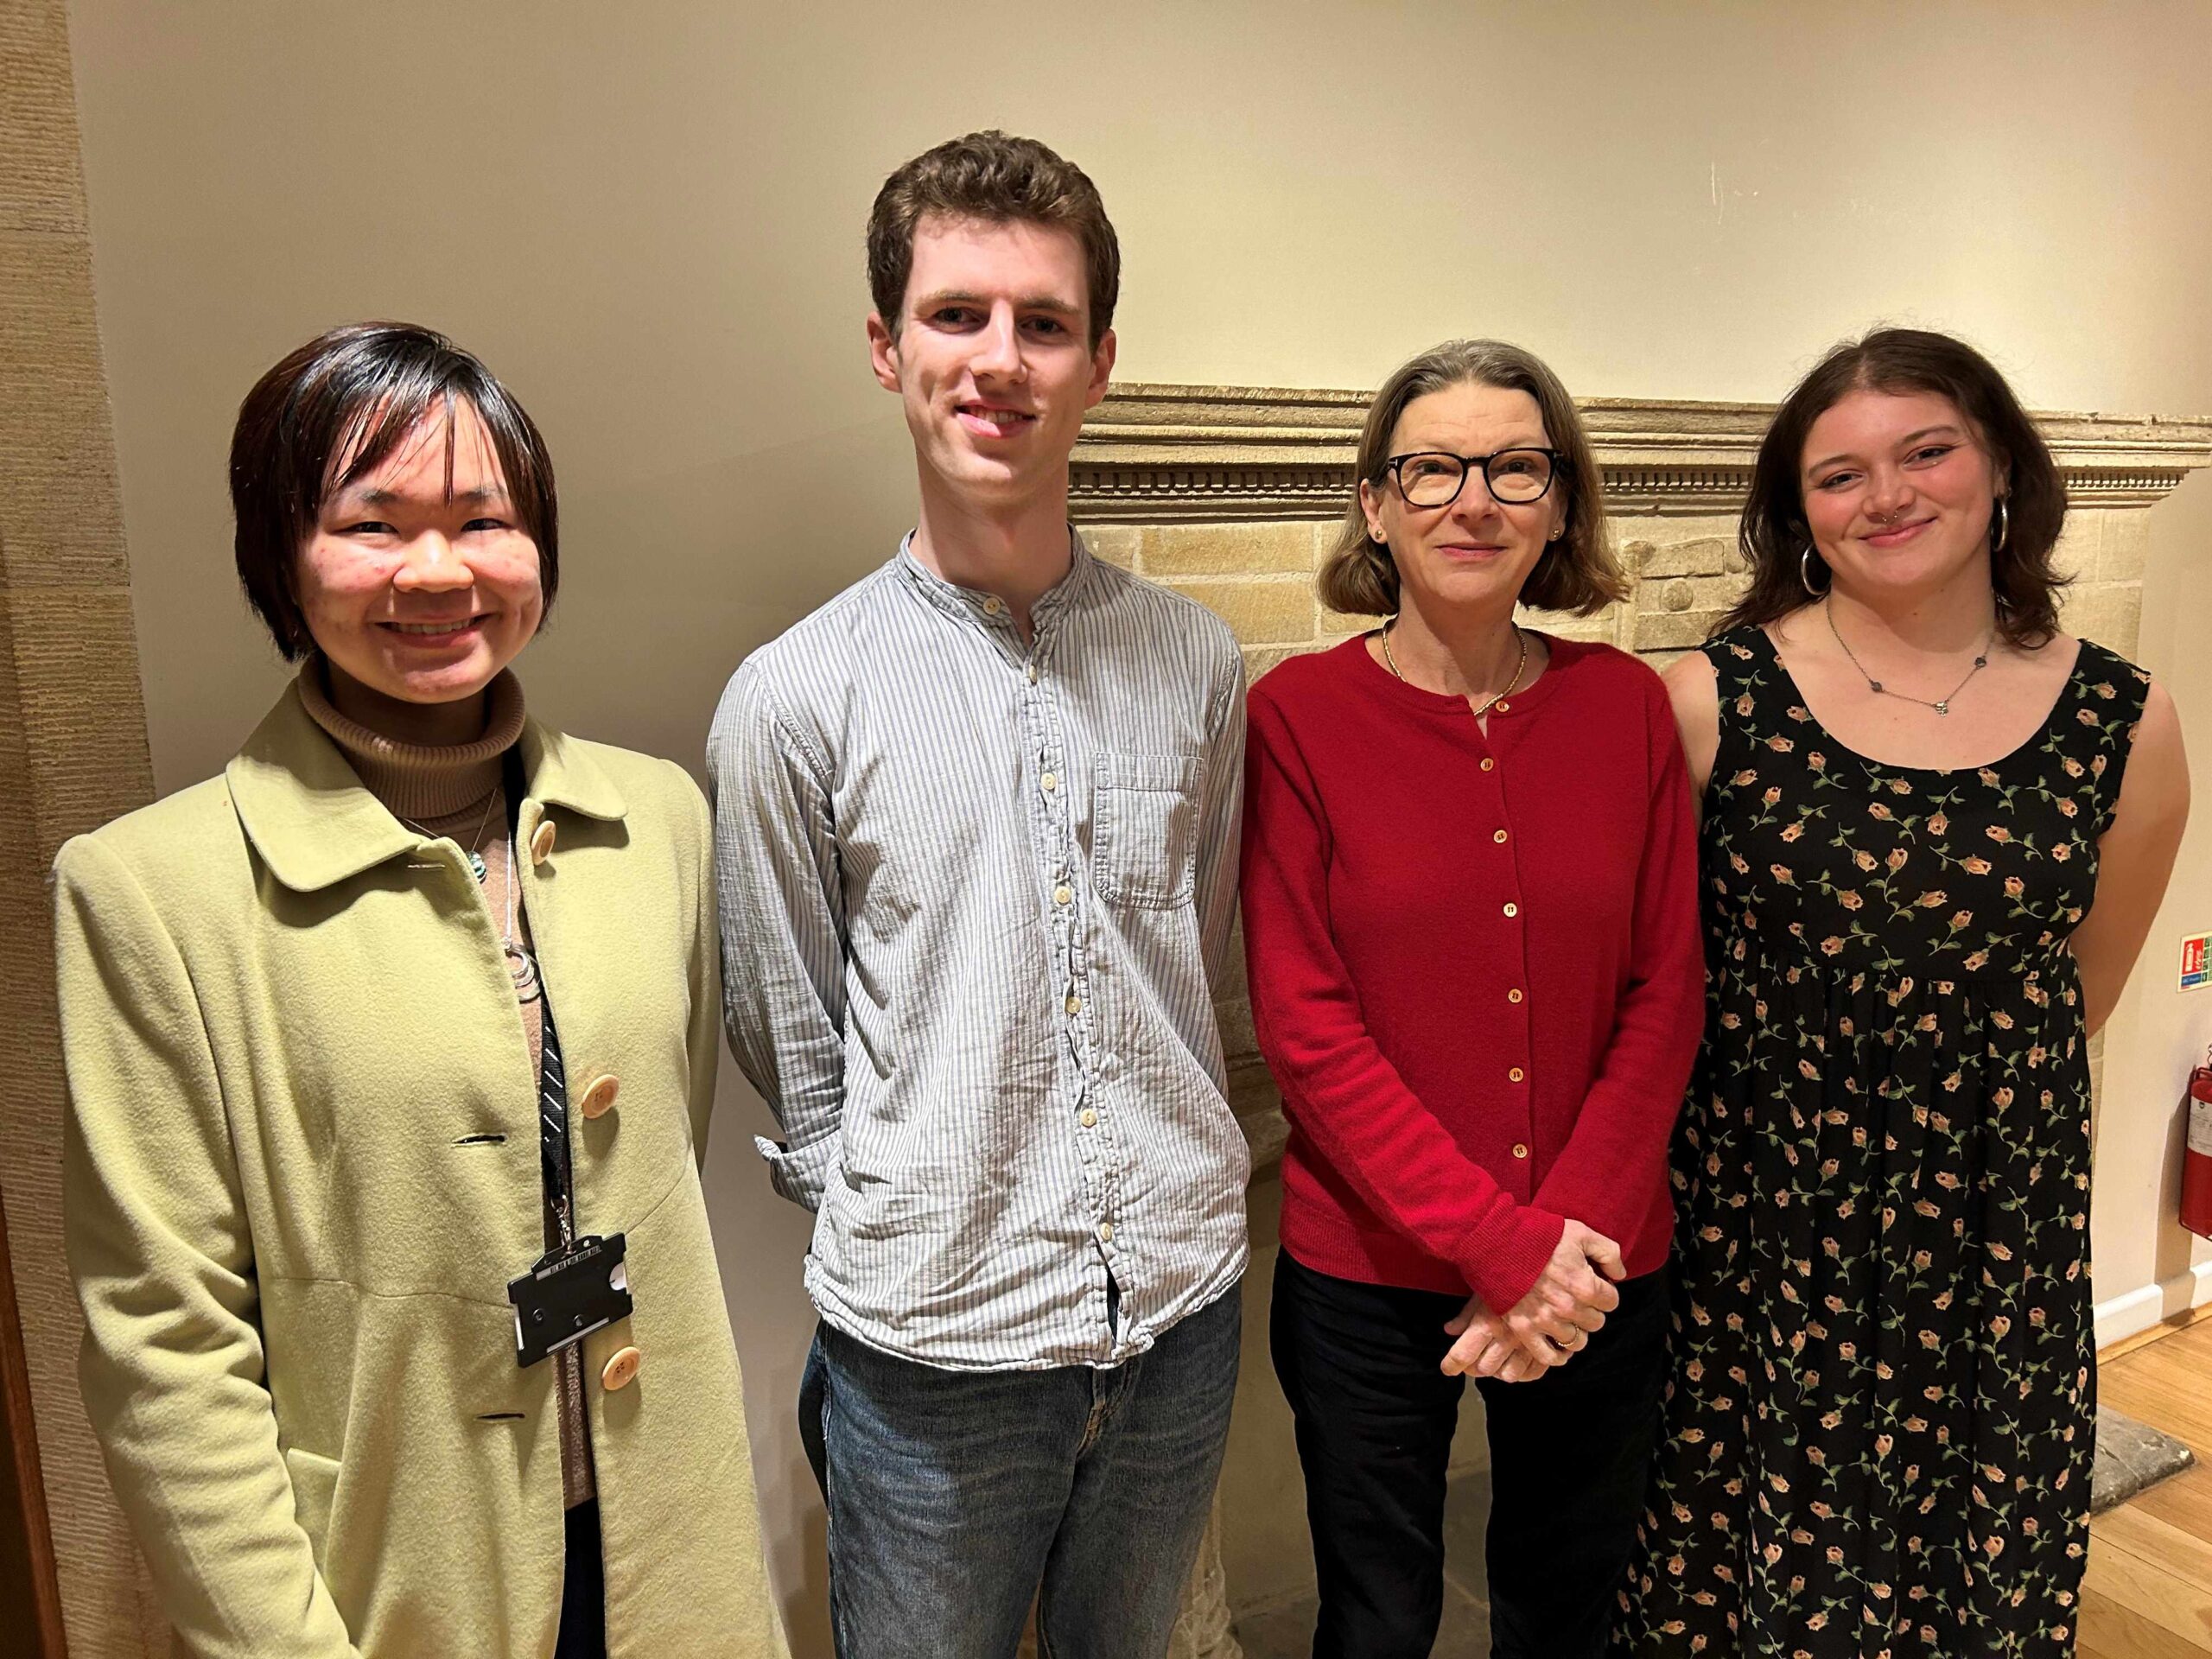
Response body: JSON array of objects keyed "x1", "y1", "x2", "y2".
[{"x1": 507, "y1": 1232, "x2": 632, "y2": 1369}]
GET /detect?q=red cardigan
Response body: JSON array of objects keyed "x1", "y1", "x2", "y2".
[{"x1": 1241, "y1": 633, "x2": 1703, "y2": 1312}]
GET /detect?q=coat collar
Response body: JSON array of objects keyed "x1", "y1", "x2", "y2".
[{"x1": 227, "y1": 679, "x2": 628, "y2": 893}]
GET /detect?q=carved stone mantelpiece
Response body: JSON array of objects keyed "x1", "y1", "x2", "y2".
[
  {"x1": 1072, "y1": 382, "x2": 2212, "y2": 1179},
  {"x1": 1074, "y1": 384, "x2": 2212, "y2": 519}
]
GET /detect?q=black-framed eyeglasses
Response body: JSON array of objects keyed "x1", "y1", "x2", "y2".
[{"x1": 1383, "y1": 448, "x2": 1566, "y2": 509}]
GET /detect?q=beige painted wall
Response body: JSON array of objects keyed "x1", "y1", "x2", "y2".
[{"x1": 61, "y1": 0, "x2": 2212, "y2": 1646}]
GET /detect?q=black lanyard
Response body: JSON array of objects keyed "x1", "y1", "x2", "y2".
[
  {"x1": 537, "y1": 995, "x2": 574, "y2": 1249},
  {"x1": 508, "y1": 754, "x2": 571, "y2": 1249}
]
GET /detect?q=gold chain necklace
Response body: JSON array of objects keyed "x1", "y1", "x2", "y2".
[{"x1": 1381, "y1": 620, "x2": 1529, "y2": 719}]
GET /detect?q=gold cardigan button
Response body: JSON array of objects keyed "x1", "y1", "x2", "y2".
[{"x1": 578, "y1": 1075, "x2": 620, "y2": 1120}]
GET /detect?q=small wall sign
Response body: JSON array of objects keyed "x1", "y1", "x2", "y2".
[{"x1": 2183, "y1": 932, "x2": 2212, "y2": 992}]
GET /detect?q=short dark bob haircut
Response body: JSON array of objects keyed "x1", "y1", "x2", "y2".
[
  {"x1": 230, "y1": 321, "x2": 558, "y2": 662},
  {"x1": 866, "y1": 130, "x2": 1120, "y2": 350},
  {"x1": 1319, "y1": 338, "x2": 1628, "y2": 620},
  {"x1": 1720, "y1": 326, "x2": 2067, "y2": 648}
]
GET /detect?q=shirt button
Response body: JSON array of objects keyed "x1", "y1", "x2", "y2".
[
  {"x1": 1079, "y1": 1108, "x2": 1098, "y2": 1128},
  {"x1": 1027, "y1": 663, "x2": 1039, "y2": 683},
  {"x1": 1053, "y1": 885, "x2": 1073, "y2": 906},
  {"x1": 1511, "y1": 1142, "x2": 1529, "y2": 1160},
  {"x1": 1493, "y1": 829, "x2": 1509, "y2": 844},
  {"x1": 1041, "y1": 772, "x2": 1059, "y2": 793},
  {"x1": 982, "y1": 596, "x2": 1005, "y2": 615},
  {"x1": 1503, "y1": 902, "x2": 1518, "y2": 918},
  {"x1": 1508, "y1": 988, "x2": 1523, "y2": 1004},
  {"x1": 1495, "y1": 700, "x2": 1512, "y2": 714},
  {"x1": 530, "y1": 820, "x2": 557, "y2": 865},
  {"x1": 1098, "y1": 1222, "x2": 1116, "y2": 1243},
  {"x1": 1480, "y1": 757, "x2": 1496, "y2": 772},
  {"x1": 1065, "y1": 995, "x2": 1083, "y2": 1015},
  {"x1": 1509, "y1": 1066, "x2": 1525, "y2": 1084}
]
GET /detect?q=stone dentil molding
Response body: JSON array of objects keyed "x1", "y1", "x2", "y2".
[{"x1": 1072, "y1": 383, "x2": 2212, "y2": 518}]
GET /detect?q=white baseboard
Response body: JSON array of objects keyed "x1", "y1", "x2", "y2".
[{"x1": 2094, "y1": 1258, "x2": 2212, "y2": 1349}]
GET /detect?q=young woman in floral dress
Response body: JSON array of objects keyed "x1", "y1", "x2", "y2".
[{"x1": 1615, "y1": 328, "x2": 2190, "y2": 1657}]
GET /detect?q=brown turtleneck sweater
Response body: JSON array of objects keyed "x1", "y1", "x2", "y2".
[{"x1": 299, "y1": 660, "x2": 596, "y2": 1509}]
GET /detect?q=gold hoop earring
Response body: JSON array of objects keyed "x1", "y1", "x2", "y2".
[{"x1": 1800, "y1": 545, "x2": 1830, "y2": 598}]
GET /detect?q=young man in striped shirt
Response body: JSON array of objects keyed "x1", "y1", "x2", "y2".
[{"x1": 708, "y1": 131, "x2": 1249, "y2": 1657}]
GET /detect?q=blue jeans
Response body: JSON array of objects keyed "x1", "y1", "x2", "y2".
[{"x1": 799, "y1": 1284, "x2": 1242, "y2": 1659}]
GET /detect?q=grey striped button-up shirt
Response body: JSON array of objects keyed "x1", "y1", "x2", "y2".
[{"x1": 709, "y1": 534, "x2": 1250, "y2": 1370}]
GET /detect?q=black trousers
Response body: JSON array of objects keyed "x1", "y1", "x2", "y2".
[
  {"x1": 1270, "y1": 1249, "x2": 1669, "y2": 1659},
  {"x1": 555, "y1": 1499, "x2": 606, "y2": 1658}
]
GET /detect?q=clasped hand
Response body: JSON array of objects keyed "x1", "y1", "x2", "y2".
[{"x1": 1440, "y1": 1222, "x2": 1623, "y2": 1382}]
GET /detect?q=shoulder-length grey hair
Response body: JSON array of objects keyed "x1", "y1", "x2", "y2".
[{"x1": 1319, "y1": 338, "x2": 1625, "y2": 618}]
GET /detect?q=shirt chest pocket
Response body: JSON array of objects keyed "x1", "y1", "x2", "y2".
[{"x1": 1090, "y1": 750, "x2": 1205, "y2": 910}]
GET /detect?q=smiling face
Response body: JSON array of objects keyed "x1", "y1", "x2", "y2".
[
  {"x1": 1360, "y1": 379, "x2": 1567, "y2": 620},
  {"x1": 296, "y1": 399, "x2": 543, "y2": 711},
  {"x1": 868, "y1": 213, "x2": 1116, "y2": 513},
  {"x1": 1800, "y1": 386, "x2": 2004, "y2": 602}
]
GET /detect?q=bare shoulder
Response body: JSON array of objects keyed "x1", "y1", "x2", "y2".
[
  {"x1": 1662, "y1": 649, "x2": 1720, "y2": 734},
  {"x1": 1661, "y1": 648, "x2": 1721, "y2": 795},
  {"x1": 2124, "y1": 677, "x2": 2190, "y2": 805}
]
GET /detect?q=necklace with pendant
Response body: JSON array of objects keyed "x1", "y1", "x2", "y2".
[
  {"x1": 1825, "y1": 601, "x2": 1994, "y2": 716},
  {"x1": 401, "y1": 788, "x2": 500, "y2": 883},
  {"x1": 500, "y1": 832, "x2": 543, "y2": 1002}
]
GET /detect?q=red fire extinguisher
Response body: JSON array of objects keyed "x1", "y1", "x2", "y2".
[{"x1": 2185, "y1": 1049, "x2": 2212, "y2": 1241}]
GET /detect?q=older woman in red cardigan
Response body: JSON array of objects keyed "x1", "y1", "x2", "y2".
[{"x1": 1241, "y1": 339, "x2": 1704, "y2": 1659}]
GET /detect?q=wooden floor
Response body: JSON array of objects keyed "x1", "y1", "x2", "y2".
[{"x1": 2082, "y1": 1317, "x2": 2212, "y2": 1656}]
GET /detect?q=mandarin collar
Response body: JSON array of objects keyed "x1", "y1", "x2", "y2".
[{"x1": 894, "y1": 526, "x2": 1098, "y2": 633}]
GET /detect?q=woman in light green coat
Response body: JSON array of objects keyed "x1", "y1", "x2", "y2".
[{"x1": 55, "y1": 322, "x2": 788, "y2": 1658}]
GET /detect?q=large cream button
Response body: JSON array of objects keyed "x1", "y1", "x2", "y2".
[
  {"x1": 530, "y1": 820, "x2": 557, "y2": 865},
  {"x1": 1079, "y1": 1108, "x2": 1098, "y2": 1128},
  {"x1": 1509, "y1": 1066, "x2": 1526, "y2": 1084},
  {"x1": 1041, "y1": 772, "x2": 1059, "y2": 793},
  {"x1": 1027, "y1": 663, "x2": 1040, "y2": 683},
  {"x1": 1053, "y1": 885, "x2": 1073, "y2": 906},
  {"x1": 1065, "y1": 995, "x2": 1083, "y2": 1015},
  {"x1": 982, "y1": 596, "x2": 1005, "y2": 615},
  {"x1": 579, "y1": 1074, "x2": 620, "y2": 1120},
  {"x1": 601, "y1": 1346, "x2": 642, "y2": 1391},
  {"x1": 1480, "y1": 757, "x2": 1496, "y2": 772},
  {"x1": 1511, "y1": 1142, "x2": 1529, "y2": 1160},
  {"x1": 1493, "y1": 829, "x2": 1509, "y2": 844},
  {"x1": 1098, "y1": 1222, "x2": 1116, "y2": 1243},
  {"x1": 1503, "y1": 902, "x2": 1518, "y2": 918},
  {"x1": 1508, "y1": 988, "x2": 1523, "y2": 1004}
]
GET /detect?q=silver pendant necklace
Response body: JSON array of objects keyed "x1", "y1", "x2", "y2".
[
  {"x1": 1825, "y1": 601, "x2": 1993, "y2": 717},
  {"x1": 500, "y1": 833, "x2": 543, "y2": 1002},
  {"x1": 401, "y1": 788, "x2": 500, "y2": 884}
]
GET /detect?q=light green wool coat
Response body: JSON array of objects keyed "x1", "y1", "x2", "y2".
[{"x1": 55, "y1": 682, "x2": 788, "y2": 1658}]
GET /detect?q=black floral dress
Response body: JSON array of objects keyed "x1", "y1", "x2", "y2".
[{"x1": 1615, "y1": 626, "x2": 2150, "y2": 1658}]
